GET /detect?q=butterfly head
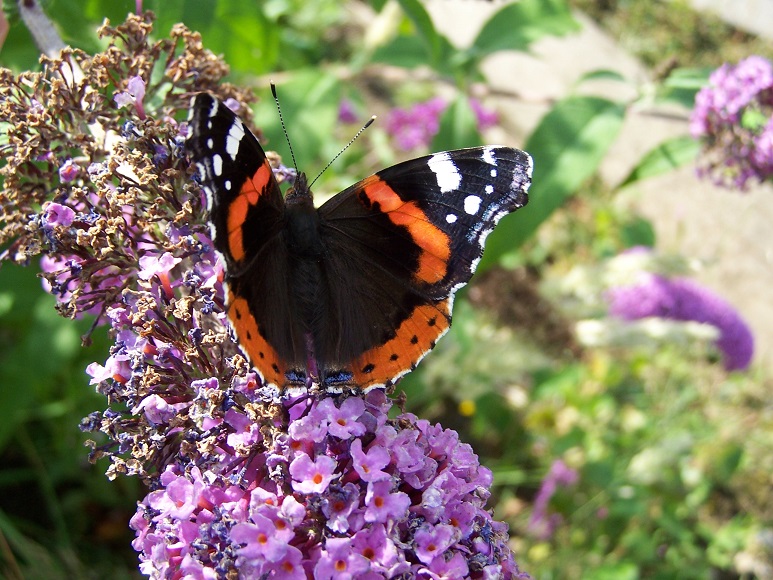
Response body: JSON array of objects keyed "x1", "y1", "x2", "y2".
[{"x1": 284, "y1": 171, "x2": 313, "y2": 207}]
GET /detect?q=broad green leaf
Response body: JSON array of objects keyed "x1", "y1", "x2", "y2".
[
  {"x1": 431, "y1": 95, "x2": 482, "y2": 151},
  {"x1": 371, "y1": 34, "x2": 433, "y2": 69},
  {"x1": 618, "y1": 135, "x2": 700, "y2": 188},
  {"x1": 395, "y1": 0, "x2": 441, "y2": 66},
  {"x1": 371, "y1": 33, "x2": 458, "y2": 76},
  {"x1": 479, "y1": 96, "x2": 625, "y2": 269},
  {"x1": 654, "y1": 67, "x2": 712, "y2": 109},
  {"x1": 470, "y1": 0, "x2": 579, "y2": 58}
]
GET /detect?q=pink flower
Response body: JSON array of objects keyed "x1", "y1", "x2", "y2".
[
  {"x1": 351, "y1": 438, "x2": 390, "y2": 482},
  {"x1": 58, "y1": 159, "x2": 79, "y2": 182},
  {"x1": 115, "y1": 75, "x2": 147, "y2": 119},
  {"x1": 231, "y1": 514, "x2": 288, "y2": 562},
  {"x1": 289, "y1": 453, "x2": 338, "y2": 493}
]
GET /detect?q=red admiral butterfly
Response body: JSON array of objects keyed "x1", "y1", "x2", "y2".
[{"x1": 187, "y1": 93, "x2": 532, "y2": 394}]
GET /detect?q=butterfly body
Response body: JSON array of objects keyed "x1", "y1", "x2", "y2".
[{"x1": 187, "y1": 93, "x2": 532, "y2": 394}]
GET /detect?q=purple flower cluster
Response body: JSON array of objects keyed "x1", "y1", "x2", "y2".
[
  {"x1": 527, "y1": 459, "x2": 578, "y2": 540},
  {"x1": 131, "y1": 390, "x2": 526, "y2": 579},
  {"x1": 607, "y1": 274, "x2": 754, "y2": 371},
  {"x1": 385, "y1": 97, "x2": 447, "y2": 151},
  {"x1": 690, "y1": 55, "x2": 773, "y2": 188},
  {"x1": 385, "y1": 97, "x2": 500, "y2": 151}
]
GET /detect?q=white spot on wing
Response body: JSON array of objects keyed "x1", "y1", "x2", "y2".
[
  {"x1": 212, "y1": 154, "x2": 223, "y2": 177},
  {"x1": 482, "y1": 146, "x2": 497, "y2": 166},
  {"x1": 490, "y1": 169, "x2": 497, "y2": 178},
  {"x1": 485, "y1": 184, "x2": 494, "y2": 194},
  {"x1": 208, "y1": 99, "x2": 218, "y2": 118},
  {"x1": 428, "y1": 152, "x2": 462, "y2": 193},
  {"x1": 207, "y1": 138, "x2": 214, "y2": 150},
  {"x1": 464, "y1": 195, "x2": 481, "y2": 215},
  {"x1": 226, "y1": 120, "x2": 244, "y2": 160},
  {"x1": 203, "y1": 186, "x2": 214, "y2": 211},
  {"x1": 446, "y1": 213, "x2": 457, "y2": 224},
  {"x1": 225, "y1": 180, "x2": 232, "y2": 191}
]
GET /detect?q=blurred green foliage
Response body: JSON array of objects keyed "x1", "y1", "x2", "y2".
[{"x1": 1, "y1": 0, "x2": 770, "y2": 578}]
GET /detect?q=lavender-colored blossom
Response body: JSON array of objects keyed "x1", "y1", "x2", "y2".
[
  {"x1": 115, "y1": 75, "x2": 147, "y2": 119},
  {"x1": 527, "y1": 459, "x2": 578, "y2": 540},
  {"x1": 322, "y1": 482, "x2": 360, "y2": 532},
  {"x1": 351, "y1": 438, "x2": 391, "y2": 482},
  {"x1": 58, "y1": 159, "x2": 79, "y2": 182},
  {"x1": 289, "y1": 453, "x2": 338, "y2": 494},
  {"x1": 364, "y1": 480, "x2": 411, "y2": 523},
  {"x1": 315, "y1": 537, "x2": 371, "y2": 579},
  {"x1": 42, "y1": 202, "x2": 76, "y2": 227},
  {"x1": 319, "y1": 396, "x2": 367, "y2": 439},
  {"x1": 470, "y1": 97, "x2": 499, "y2": 131},
  {"x1": 338, "y1": 98, "x2": 359, "y2": 124},
  {"x1": 691, "y1": 55, "x2": 773, "y2": 188},
  {"x1": 386, "y1": 97, "x2": 501, "y2": 151},
  {"x1": 133, "y1": 394, "x2": 189, "y2": 425},
  {"x1": 223, "y1": 97, "x2": 241, "y2": 114},
  {"x1": 231, "y1": 515, "x2": 288, "y2": 562},
  {"x1": 137, "y1": 252, "x2": 182, "y2": 280},
  {"x1": 385, "y1": 97, "x2": 447, "y2": 151},
  {"x1": 607, "y1": 274, "x2": 754, "y2": 371}
]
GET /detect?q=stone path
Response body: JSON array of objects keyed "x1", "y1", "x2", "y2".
[{"x1": 426, "y1": 0, "x2": 773, "y2": 371}]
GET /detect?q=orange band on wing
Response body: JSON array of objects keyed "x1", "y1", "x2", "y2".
[
  {"x1": 228, "y1": 289, "x2": 286, "y2": 389},
  {"x1": 226, "y1": 162, "x2": 273, "y2": 263},
  {"x1": 361, "y1": 177, "x2": 451, "y2": 284},
  {"x1": 350, "y1": 300, "x2": 451, "y2": 389}
]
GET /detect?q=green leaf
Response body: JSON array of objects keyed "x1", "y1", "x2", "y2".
[
  {"x1": 165, "y1": 0, "x2": 280, "y2": 75},
  {"x1": 654, "y1": 66, "x2": 712, "y2": 109},
  {"x1": 371, "y1": 34, "x2": 432, "y2": 69},
  {"x1": 470, "y1": 0, "x2": 579, "y2": 57},
  {"x1": 395, "y1": 0, "x2": 441, "y2": 65},
  {"x1": 431, "y1": 95, "x2": 482, "y2": 151},
  {"x1": 576, "y1": 69, "x2": 628, "y2": 84},
  {"x1": 371, "y1": 33, "x2": 458, "y2": 76},
  {"x1": 479, "y1": 96, "x2": 625, "y2": 269},
  {"x1": 618, "y1": 135, "x2": 700, "y2": 188},
  {"x1": 621, "y1": 217, "x2": 656, "y2": 248}
]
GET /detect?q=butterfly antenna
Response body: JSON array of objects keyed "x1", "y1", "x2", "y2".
[
  {"x1": 309, "y1": 115, "x2": 377, "y2": 189},
  {"x1": 271, "y1": 82, "x2": 299, "y2": 172}
]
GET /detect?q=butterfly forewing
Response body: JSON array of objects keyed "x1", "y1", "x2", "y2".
[{"x1": 187, "y1": 94, "x2": 285, "y2": 269}]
